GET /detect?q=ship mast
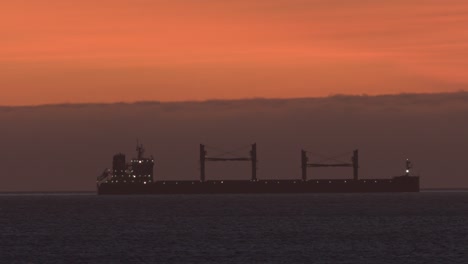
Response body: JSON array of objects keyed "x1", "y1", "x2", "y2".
[
  {"x1": 405, "y1": 159, "x2": 412, "y2": 176},
  {"x1": 136, "y1": 140, "x2": 145, "y2": 160}
]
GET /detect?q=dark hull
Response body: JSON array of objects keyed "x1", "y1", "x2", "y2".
[{"x1": 97, "y1": 176, "x2": 419, "y2": 195}]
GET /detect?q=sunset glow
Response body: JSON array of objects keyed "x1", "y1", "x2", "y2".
[{"x1": 1, "y1": 0, "x2": 467, "y2": 105}]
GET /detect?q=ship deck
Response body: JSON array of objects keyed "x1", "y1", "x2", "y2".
[{"x1": 97, "y1": 176, "x2": 420, "y2": 194}]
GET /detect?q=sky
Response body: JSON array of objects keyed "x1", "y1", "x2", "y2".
[
  {"x1": 1, "y1": 0, "x2": 468, "y2": 105},
  {"x1": 1, "y1": 92, "x2": 468, "y2": 191},
  {"x1": 1, "y1": 1, "x2": 468, "y2": 191}
]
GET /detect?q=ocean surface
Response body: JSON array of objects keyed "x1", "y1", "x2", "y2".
[{"x1": 1, "y1": 192, "x2": 467, "y2": 263}]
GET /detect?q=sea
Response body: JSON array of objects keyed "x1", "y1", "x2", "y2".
[{"x1": 0, "y1": 192, "x2": 467, "y2": 264}]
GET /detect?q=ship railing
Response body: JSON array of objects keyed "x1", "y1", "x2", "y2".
[{"x1": 97, "y1": 168, "x2": 112, "y2": 186}]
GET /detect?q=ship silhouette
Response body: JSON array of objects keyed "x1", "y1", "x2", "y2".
[{"x1": 97, "y1": 143, "x2": 419, "y2": 195}]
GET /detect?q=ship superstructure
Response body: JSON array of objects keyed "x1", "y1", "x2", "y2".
[{"x1": 98, "y1": 142, "x2": 154, "y2": 186}]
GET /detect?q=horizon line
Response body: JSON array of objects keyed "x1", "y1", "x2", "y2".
[{"x1": 1, "y1": 188, "x2": 468, "y2": 194}]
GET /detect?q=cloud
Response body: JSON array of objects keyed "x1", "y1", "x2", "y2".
[{"x1": 1, "y1": 92, "x2": 467, "y2": 191}]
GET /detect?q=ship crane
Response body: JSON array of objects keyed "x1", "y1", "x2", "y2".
[
  {"x1": 301, "y1": 149, "x2": 359, "y2": 181},
  {"x1": 200, "y1": 143, "x2": 257, "y2": 182}
]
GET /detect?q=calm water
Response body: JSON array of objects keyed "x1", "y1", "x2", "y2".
[{"x1": 1, "y1": 192, "x2": 467, "y2": 263}]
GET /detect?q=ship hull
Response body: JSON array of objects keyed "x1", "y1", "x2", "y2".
[{"x1": 97, "y1": 176, "x2": 419, "y2": 195}]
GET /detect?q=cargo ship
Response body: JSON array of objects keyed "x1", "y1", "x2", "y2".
[{"x1": 96, "y1": 143, "x2": 420, "y2": 195}]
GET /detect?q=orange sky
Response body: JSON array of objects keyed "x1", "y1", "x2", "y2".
[{"x1": 1, "y1": 0, "x2": 468, "y2": 105}]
